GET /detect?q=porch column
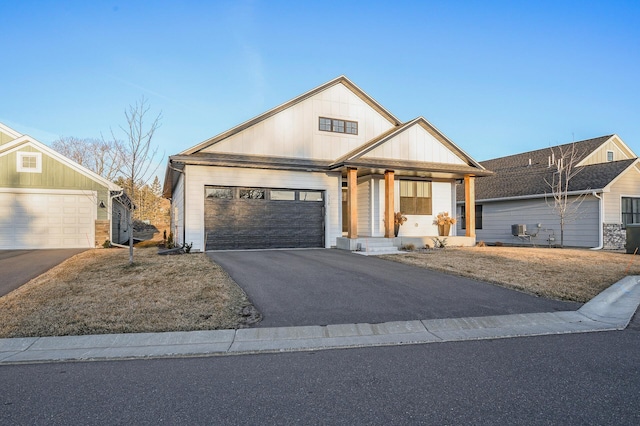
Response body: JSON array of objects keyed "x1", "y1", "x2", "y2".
[
  {"x1": 384, "y1": 170, "x2": 395, "y2": 238},
  {"x1": 464, "y1": 175, "x2": 476, "y2": 237},
  {"x1": 347, "y1": 168, "x2": 358, "y2": 238}
]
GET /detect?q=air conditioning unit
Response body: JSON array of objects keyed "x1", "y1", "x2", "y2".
[{"x1": 511, "y1": 224, "x2": 526, "y2": 236}]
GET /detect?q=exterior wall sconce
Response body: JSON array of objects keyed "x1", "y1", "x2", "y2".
[{"x1": 99, "y1": 200, "x2": 106, "y2": 208}]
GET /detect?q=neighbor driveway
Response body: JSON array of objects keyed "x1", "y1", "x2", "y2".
[
  {"x1": 208, "y1": 249, "x2": 580, "y2": 327},
  {"x1": 0, "y1": 249, "x2": 85, "y2": 297}
]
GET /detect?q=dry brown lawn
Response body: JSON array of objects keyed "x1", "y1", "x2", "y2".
[
  {"x1": 0, "y1": 248, "x2": 256, "y2": 338},
  {"x1": 2, "y1": 245, "x2": 639, "y2": 339},
  {"x1": 382, "y1": 246, "x2": 640, "y2": 303}
]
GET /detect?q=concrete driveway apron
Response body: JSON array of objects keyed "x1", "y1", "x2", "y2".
[
  {"x1": 0, "y1": 249, "x2": 85, "y2": 297},
  {"x1": 208, "y1": 249, "x2": 580, "y2": 328}
]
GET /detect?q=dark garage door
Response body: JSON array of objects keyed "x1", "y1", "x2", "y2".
[{"x1": 204, "y1": 186, "x2": 325, "y2": 250}]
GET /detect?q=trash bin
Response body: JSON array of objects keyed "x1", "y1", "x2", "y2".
[{"x1": 626, "y1": 224, "x2": 640, "y2": 254}]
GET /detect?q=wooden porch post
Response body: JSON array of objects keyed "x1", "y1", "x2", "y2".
[
  {"x1": 464, "y1": 175, "x2": 476, "y2": 237},
  {"x1": 347, "y1": 168, "x2": 358, "y2": 238},
  {"x1": 384, "y1": 170, "x2": 395, "y2": 238}
]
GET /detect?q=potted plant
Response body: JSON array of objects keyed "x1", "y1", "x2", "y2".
[
  {"x1": 434, "y1": 212, "x2": 456, "y2": 236},
  {"x1": 394, "y1": 212, "x2": 407, "y2": 237}
]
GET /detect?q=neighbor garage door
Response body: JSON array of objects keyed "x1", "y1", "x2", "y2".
[
  {"x1": 0, "y1": 191, "x2": 96, "y2": 249},
  {"x1": 204, "y1": 186, "x2": 324, "y2": 250}
]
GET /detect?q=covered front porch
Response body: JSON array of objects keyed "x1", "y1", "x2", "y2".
[{"x1": 334, "y1": 166, "x2": 482, "y2": 253}]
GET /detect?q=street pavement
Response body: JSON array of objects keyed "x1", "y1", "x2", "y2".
[{"x1": 1, "y1": 323, "x2": 639, "y2": 425}]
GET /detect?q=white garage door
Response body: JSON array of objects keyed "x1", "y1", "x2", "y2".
[{"x1": 0, "y1": 190, "x2": 96, "y2": 249}]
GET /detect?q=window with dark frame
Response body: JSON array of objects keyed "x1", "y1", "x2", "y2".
[
  {"x1": 622, "y1": 197, "x2": 640, "y2": 228},
  {"x1": 460, "y1": 204, "x2": 483, "y2": 229},
  {"x1": 319, "y1": 117, "x2": 357, "y2": 135},
  {"x1": 607, "y1": 151, "x2": 614, "y2": 162},
  {"x1": 399, "y1": 181, "x2": 432, "y2": 215}
]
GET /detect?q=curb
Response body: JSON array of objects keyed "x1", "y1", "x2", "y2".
[{"x1": 1, "y1": 276, "x2": 639, "y2": 364}]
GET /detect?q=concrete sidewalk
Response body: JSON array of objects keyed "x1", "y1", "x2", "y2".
[{"x1": 1, "y1": 276, "x2": 639, "y2": 364}]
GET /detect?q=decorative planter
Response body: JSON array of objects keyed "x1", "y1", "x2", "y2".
[
  {"x1": 394, "y1": 224, "x2": 400, "y2": 237},
  {"x1": 438, "y1": 223, "x2": 451, "y2": 236}
]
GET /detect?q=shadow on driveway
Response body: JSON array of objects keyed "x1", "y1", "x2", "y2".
[{"x1": 208, "y1": 249, "x2": 580, "y2": 328}]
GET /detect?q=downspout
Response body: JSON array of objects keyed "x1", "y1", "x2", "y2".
[{"x1": 591, "y1": 191, "x2": 603, "y2": 250}]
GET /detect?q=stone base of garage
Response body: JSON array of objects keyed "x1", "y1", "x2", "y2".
[{"x1": 336, "y1": 236, "x2": 476, "y2": 253}]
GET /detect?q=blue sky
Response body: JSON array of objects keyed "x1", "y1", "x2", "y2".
[{"x1": 2, "y1": 0, "x2": 639, "y2": 171}]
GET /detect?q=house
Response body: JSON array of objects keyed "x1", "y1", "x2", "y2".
[
  {"x1": 163, "y1": 76, "x2": 490, "y2": 252},
  {"x1": 456, "y1": 135, "x2": 640, "y2": 249},
  {"x1": 0, "y1": 122, "x2": 132, "y2": 249}
]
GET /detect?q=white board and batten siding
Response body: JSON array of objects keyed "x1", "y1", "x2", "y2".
[
  {"x1": 397, "y1": 181, "x2": 457, "y2": 238},
  {"x1": 361, "y1": 124, "x2": 467, "y2": 165},
  {"x1": 0, "y1": 188, "x2": 97, "y2": 249},
  {"x1": 201, "y1": 84, "x2": 396, "y2": 161},
  {"x1": 458, "y1": 196, "x2": 600, "y2": 247},
  {"x1": 183, "y1": 165, "x2": 341, "y2": 252}
]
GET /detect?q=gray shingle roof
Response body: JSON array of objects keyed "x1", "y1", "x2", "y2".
[{"x1": 457, "y1": 136, "x2": 637, "y2": 201}]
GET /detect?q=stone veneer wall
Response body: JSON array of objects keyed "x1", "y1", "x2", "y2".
[{"x1": 603, "y1": 223, "x2": 626, "y2": 250}]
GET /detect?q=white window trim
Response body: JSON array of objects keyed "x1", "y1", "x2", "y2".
[
  {"x1": 16, "y1": 151, "x2": 42, "y2": 173},
  {"x1": 607, "y1": 150, "x2": 614, "y2": 162}
]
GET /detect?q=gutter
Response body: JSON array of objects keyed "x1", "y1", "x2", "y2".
[
  {"x1": 591, "y1": 191, "x2": 604, "y2": 250},
  {"x1": 456, "y1": 189, "x2": 606, "y2": 204}
]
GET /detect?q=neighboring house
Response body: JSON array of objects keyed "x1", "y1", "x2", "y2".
[
  {"x1": 0, "y1": 122, "x2": 132, "y2": 249},
  {"x1": 163, "y1": 76, "x2": 489, "y2": 252},
  {"x1": 456, "y1": 135, "x2": 640, "y2": 249}
]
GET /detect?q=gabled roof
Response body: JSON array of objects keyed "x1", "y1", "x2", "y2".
[
  {"x1": 0, "y1": 135, "x2": 121, "y2": 191},
  {"x1": 459, "y1": 135, "x2": 638, "y2": 202},
  {"x1": 180, "y1": 75, "x2": 402, "y2": 156},
  {"x1": 331, "y1": 116, "x2": 487, "y2": 172}
]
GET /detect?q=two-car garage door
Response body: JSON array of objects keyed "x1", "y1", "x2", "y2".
[
  {"x1": 204, "y1": 186, "x2": 324, "y2": 250},
  {"x1": 0, "y1": 191, "x2": 96, "y2": 249}
]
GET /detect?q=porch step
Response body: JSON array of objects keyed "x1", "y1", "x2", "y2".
[{"x1": 355, "y1": 238, "x2": 399, "y2": 254}]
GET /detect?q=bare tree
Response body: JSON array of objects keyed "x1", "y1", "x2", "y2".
[
  {"x1": 51, "y1": 136, "x2": 124, "y2": 181},
  {"x1": 544, "y1": 143, "x2": 588, "y2": 247},
  {"x1": 117, "y1": 96, "x2": 162, "y2": 264}
]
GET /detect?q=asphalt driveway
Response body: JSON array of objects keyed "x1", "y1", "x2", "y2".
[
  {"x1": 0, "y1": 249, "x2": 85, "y2": 297},
  {"x1": 208, "y1": 249, "x2": 581, "y2": 327}
]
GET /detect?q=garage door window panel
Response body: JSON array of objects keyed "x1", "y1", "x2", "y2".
[{"x1": 270, "y1": 190, "x2": 296, "y2": 201}]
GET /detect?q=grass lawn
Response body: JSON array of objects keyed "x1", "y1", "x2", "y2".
[
  {"x1": 382, "y1": 246, "x2": 640, "y2": 303},
  {"x1": 1, "y1": 245, "x2": 639, "y2": 338},
  {"x1": 0, "y1": 247, "x2": 257, "y2": 338}
]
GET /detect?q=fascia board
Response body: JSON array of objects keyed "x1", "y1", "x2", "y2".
[
  {"x1": 0, "y1": 122, "x2": 22, "y2": 139},
  {"x1": 602, "y1": 159, "x2": 640, "y2": 191},
  {"x1": 461, "y1": 189, "x2": 605, "y2": 204}
]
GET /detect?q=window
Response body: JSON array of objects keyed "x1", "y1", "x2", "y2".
[
  {"x1": 622, "y1": 197, "x2": 640, "y2": 228},
  {"x1": 270, "y1": 190, "x2": 295, "y2": 201},
  {"x1": 318, "y1": 117, "x2": 357, "y2": 135},
  {"x1": 205, "y1": 187, "x2": 233, "y2": 199},
  {"x1": 607, "y1": 151, "x2": 614, "y2": 162},
  {"x1": 17, "y1": 151, "x2": 42, "y2": 173},
  {"x1": 460, "y1": 204, "x2": 483, "y2": 229},
  {"x1": 239, "y1": 189, "x2": 265, "y2": 199},
  {"x1": 399, "y1": 181, "x2": 432, "y2": 215},
  {"x1": 299, "y1": 191, "x2": 323, "y2": 202}
]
